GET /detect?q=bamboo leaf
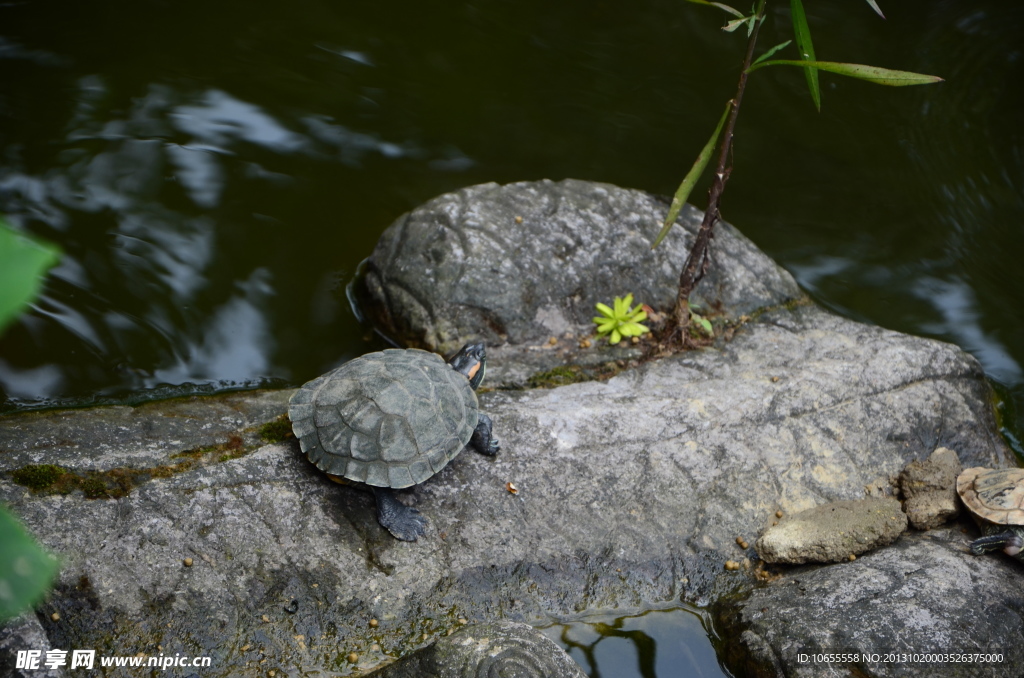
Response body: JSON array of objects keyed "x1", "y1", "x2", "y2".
[
  {"x1": 651, "y1": 100, "x2": 732, "y2": 250},
  {"x1": 0, "y1": 508, "x2": 59, "y2": 621},
  {"x1": 790, "y1": 0, "x2": 821, "y2": 111},
  {"x1": 0, "y1": 218, "x2": 61, "y2": 335},
  {"x1": 752, "y1": 40, "x2": 792, "y2": 67},
  {"x1": 723, "y1": 17, "x2": 748, "y2": 33},
  {"x1": 747, "y1": 60, "x2": 944, "y2": 86},
  {"x1": 685, "y1": 0, "x2": 745, "y2": 18},
  {"x1": 864, "y1": 0, "x2": 885, "y2": 18}
]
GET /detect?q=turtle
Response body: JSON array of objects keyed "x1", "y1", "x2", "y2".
[
  {"x1": 956, "y1": 466, "x2": 1024, "y2": 560},
  {"x1": 288, "y1": 342, "x2": 499, "y2": 541}
]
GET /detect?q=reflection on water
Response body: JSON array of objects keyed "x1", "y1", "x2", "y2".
[{"x1": 542, "y1": 606, "x2": 729, "y2": 678}]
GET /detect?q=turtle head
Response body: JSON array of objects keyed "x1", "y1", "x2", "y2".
[{"x1": 449, "y1": 342, "x2": 486, "y2": 390}]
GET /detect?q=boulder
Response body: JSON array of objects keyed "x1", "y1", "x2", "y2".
[
  {"x1": 354, "y1": 178, "x2": 803, "y2": 386},
  {"x1": 715, "y1": 527, "x2": 1024, "y2": 678},
  {"x1": 0, "y1": 303, "x2": 1012, "y2": 676}
]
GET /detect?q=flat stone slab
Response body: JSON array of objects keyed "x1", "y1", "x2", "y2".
[
  {"x1": 714, "y1": 527, "x2": 1024, "y2": 678},
  {"x1": 755, "y1": 497, "x2": 909, "y2": 564},
  {"x1": 0, "y1": 302, "x2": 1013, "y2": 676}
]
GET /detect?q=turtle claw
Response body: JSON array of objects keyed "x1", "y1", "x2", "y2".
[
  {"x1": 471, "y1": 414, "x2": 500, "y2": 456},
  {"x1": 372, "y1": 487, "x2": 427, "y2": 542}
]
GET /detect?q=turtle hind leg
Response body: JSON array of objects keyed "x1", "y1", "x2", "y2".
[
  {"x1": 969, "y1": 531, "x2": 1024, "y2": 557},
  {"x1": 470, "y1": 413, "x2": 500, "y2": 456},
  {"x1": 371, "y1": 487, "x2": 427, "y2": 541}
]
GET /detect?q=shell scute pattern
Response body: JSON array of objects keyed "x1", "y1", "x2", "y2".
[
  {"x1": 288, "y1": 348, "x2": 479, "y2": 489},
  {"x1": 958, "y1": 467, "x2": 1024, "y2": 525}
]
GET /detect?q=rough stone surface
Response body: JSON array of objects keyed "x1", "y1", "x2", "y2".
[
  {"x1": 0, "y1": 302, "x2": 1013, "y2": 677},
  {"x1": 0, "y1": 616, "x2": 63, "y2": 678},
  {"x1": 900, "y1": 447, "x2": 963, "y2": 530},
  {"x1": 715, "y1": 527, "x2": 1024, "y2": 678},
  {"x1": 755, "y1": 498, "x2": 909, "y2": 564},
  {"x1": 367, "y1": 621, "x2": 586, "y2": 678},
  {"x1": 355, "y1": 179, "x2": 803, "y2": 386}
]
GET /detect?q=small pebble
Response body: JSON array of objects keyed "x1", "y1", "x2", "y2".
[
  {"x1": 457, "y1": 617, "x2": 468, "y2": 625},
  {"x1": 421, "y1": 633, "x2": 428, "y2": 642},
  {"x1": 579, "y1": 338, "x2": 592, "y2": 349},
  {"x1": 775, "y1": 510, "x2": 784, "y2": 518},
  {"x1": 347, "y1": 652, "x2": 358, "y2": 663},
  {"x1": 548, "y1": 336, "x2": 558, "y2": 346},
  {"x1": 369, "y1": 618, "x2": 379, "y2": 628},
  {"x1": 371, "y1": 643, "x2": 380, "y2": 652},
  {"x1": 771, "y1": 376, "x2": 780, "y2": 383},
  {"x1": 262, "y1": 615, "x2": 270, "y2": 623},
  {"x1": 269, "y1": 671, "x2": 276, "y2": 677},
  {"x1": 50, "y1": 612, "x2": 60, "y2": 622},
  {"x1": 724, "y1": 560, "x2": 740, "y2": 571},
  {"x1": 183, "y1": 557, "x2": 194, "y2": 567},
  {"x1": 505, "y1": 482, "x2": 519, "y2": 495},
  {"x1": 631, "y1": 336, "x2": 640, "y2": 344},
  {"x1": 848, "y1": 554, "x2": 857, "y2": 561},
  {"x1": 514, "y1": 216, "x2": 523, "y2": 224}
]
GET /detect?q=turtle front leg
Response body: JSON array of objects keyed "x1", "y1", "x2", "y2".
[
  {"x1": 470, "y1": 414, "x2": 500, "y2": 456},
  {"x1": 969, "y1": 531, "x2": 1024, "y2": 557},
  {"x1": 371, "y1": 487, "x2": 427, "y2": 541}
]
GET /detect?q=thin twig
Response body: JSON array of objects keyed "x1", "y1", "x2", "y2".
[{"x1": 664, "y1": 0, "x2": 768, "y2": 349}]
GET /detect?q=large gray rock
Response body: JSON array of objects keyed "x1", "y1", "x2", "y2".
[
  {"x1": 368, "y1": 621, "x2": 586, "y2": 678},
  {"x1": 0, "y1": 302, "x2": 1013, "y2": 677},
  {"x1": 355, "y1": 179, "x2": 803, "y2": 385},
  {"x1": 714, "y1": 527, "x2": 1024, "y2": 678}
]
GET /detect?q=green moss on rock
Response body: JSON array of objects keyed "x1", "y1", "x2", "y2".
[
  {"x1": 259, "y1": 415, "x2": 294, "y2": 443},
  {"x1": 526, "y1": 362, "x2": 628, "y2": 390},
  {"x1": 10, "y1": 464, "x2": 67, "y2": 491}
]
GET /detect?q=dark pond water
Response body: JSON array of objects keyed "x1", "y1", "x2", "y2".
[
  {"x1": 542, "y1": 605, "x2": 728, "y2": 678},
  {"x1": 1, "y1": 0, "x2": 1021, "y2": 675}
]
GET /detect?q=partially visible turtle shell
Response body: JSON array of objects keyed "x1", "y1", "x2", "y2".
[
  {"x1": 288, "y1": 349, "x2": 479, "y2": 489},
  {"x1": 957, "y1": 467, "x2": 1024, "y2": 526}
]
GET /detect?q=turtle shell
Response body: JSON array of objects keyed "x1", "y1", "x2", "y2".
[
  {"x1": 956, "y1": 467, "x2": 1024, "y2": 526},
  {"x1": 288, "y1": 348, "x2": 479, "y2": 489}
]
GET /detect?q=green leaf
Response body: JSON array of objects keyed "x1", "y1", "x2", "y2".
[
  {"x1": 685, "y1": 0, "x2": 745, "y2": 18},
  {"x1": 610, "y1": 329, "x2": 622, "y2": 345},
  {"x1": 790, "y1": 0, "x2": 821, "y2": 111},
  {"x1": 651, "y1": 99, "x2": 732, "y2": 250},
  {"x1": 864, "y1": 0, "x2": 885, "y2": 18},
  {"x1": 595, "y1": 302, "x2": 614, "y2": 318},
  {"x1": 0, "y1": 219, "x2": 60, "y2": 336},
  {"x1": 747, "y1": 60, "x2": 944, "y2": 86},
  {"x1": 722, "y1": 16, "x2": 748, "y2": 32},
  {"x1": 752, "y1": 40, "x2": 792, "y2": 67},
  {"x1": 0, "y1": 507, "x2": 59, "y2": 621}
]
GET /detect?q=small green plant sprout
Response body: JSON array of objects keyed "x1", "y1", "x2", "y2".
[
  {"x1": 593, "y1": 294, "x2": 650, "y2": 344},
  {"x1": 690, "y1": 309, "x2": 714, "y2": 337}
]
